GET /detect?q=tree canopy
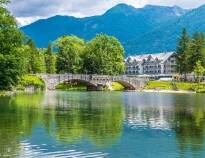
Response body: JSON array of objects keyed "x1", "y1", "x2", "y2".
[
  {"x1": 176, "y1": 29, "x2": 205, "y2": 80},
  {"x1": 54, "y1": 36, "x2": 86, "y2": 74},
  {"x1": 176, "y1": 29, "x2": 191, "y2": 78},
  {"x1": 0, "y1": 1, "x2": 24, "y2": 90},
  {"x1": 83, "y1": 34, "x2": 125, "y2": 75},
  {"x1": 194, "y1": 60, "x2": 205, "y2": 83}
]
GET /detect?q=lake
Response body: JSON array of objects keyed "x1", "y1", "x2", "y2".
[{"x1": 0, "y1": 91, "x2": 205, "y2": 158}]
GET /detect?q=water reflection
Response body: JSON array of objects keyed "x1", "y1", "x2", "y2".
[
  {"x1": 0, "y1": 92, "x2": 205, "y2": 157},
  {"x1": 0, "y1": 92, "x2": 124, "y2": 157},
  {"x1": 124, "y1": 93, "x2": 205, "y2": 157},
  {"x1": 0, "y1": 93, "x2": 45, "y2": 157},
  {"x1": 172, "y1": 94, "x2": 205, "y2": 157},
  {"x1": 53, "y1": 92, "x2": 124, "y2": 146}
]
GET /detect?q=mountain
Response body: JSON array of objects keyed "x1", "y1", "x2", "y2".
[
  {"x1": 125, "y1": 4, "x2": 205, "y2": 54},
  {"x1": 21, "y1": 3, "x2": 190, "y2": 55}
]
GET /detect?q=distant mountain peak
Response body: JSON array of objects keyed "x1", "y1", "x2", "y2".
[
  {"x1": 142, "y1": 4, "x2": 187, "y2": 16},
  {"x1": 21, "y1": 2, "x2": 205, "y2": 55},
  {"x1": 104, "y1": 3, "x2": 137, "y2": 16}
]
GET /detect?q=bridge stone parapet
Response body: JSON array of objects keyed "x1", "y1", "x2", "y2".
[{"x1": 37, "y1": 74, "x2": 148, "y2": 91}]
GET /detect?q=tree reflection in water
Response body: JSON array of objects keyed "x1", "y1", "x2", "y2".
[
  {"x1": 172, "y1": 94, "x2": 205, "y2": 157},
  {"x1": 53, "y1": 92, "x2": 124, "y2": 147},
  {"x1": 0, "y1": 92, "x2": 124, "y2": 157},
  {"x1": 0, "y1": 93, "x2": 45, "y2": 157},
  {"x1": 0, "y1": 92, "x2": 205, "y2": 157}
]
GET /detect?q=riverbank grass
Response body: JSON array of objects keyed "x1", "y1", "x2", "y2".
[
  {"x1": 145, "y1": 81, "x2": 205, "y2": 93},
  {"x1": 111, "y1": 82, "x2": 125, "y2": 91}
]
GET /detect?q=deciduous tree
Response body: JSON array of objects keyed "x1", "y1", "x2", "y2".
[
  {"x1": 45, "y1": 44, "x2": 56, "y2": 74},
  {"x1": 83, "y1": 34, "x2": 125, "y2": 75},
  {"x1": 194, "y1": 60, "x2": 205, "y2": 83},
  {"x1": 55, "y1": 36, "x2": 85, "y2": 74},
  {"x1": 0, "y1": 1, "x2": 24, "y2": 90}
]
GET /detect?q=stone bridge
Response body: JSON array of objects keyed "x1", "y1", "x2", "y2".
[{"x1": 38, "y1": 74, "x2": 148, "y2": 91}]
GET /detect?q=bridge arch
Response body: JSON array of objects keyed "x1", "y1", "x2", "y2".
[
  {"x1": 113, "y1": 80, "x2": 136, "y2": 90},
  {"x1": 55, "y1": 79, "x2": 99, "y2": 91}
]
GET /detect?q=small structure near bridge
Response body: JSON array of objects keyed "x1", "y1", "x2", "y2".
[{"x1": 38, "y1": 74, "x2": 148, "y2": 91}]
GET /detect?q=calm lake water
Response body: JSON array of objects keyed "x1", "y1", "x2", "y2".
[{"x1": 0, "y1": 91, "x2": 205, "y2": 158}]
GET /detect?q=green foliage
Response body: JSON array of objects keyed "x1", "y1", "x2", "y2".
[
  {"x1": 45, "y1": 44, "x2": 56, "y2": 74},
  {"x1": 18, "y1": 75, "x2": 45, "y2": 90},
  {"x1": 145, "y1": 81, "x2": 173, "y2": 90},
  {"x1": 189, "y1": 32, "x2": 205, "y2": 70},
  {"x1": 55, "y1": 36, "x2": 86, "y2": 74},
  {"x1": 83, "y1": 34, "x2": 125, "y2": 75},
  {"x1": 55, "y1": 82, "x2": 87, "y2": 91},
  {"x1": 176, "y1": 29, "x2": 205, "y2": 77},
  {"x1": 25, "y1": 39, "x2": 46, "y2": 73},
  {"x1": 176, "y1": 29, "x2": 191, "y2": 77},
  {"x1": 145, "y1": 81, "x2": 205, "y2": 92},
  {"x1": 0, "y1": 2, "x2": 24, "y2": 90},
  {"x1": 194, "y1": 60, "x2": 205, "y2": 83},
  {"x1": 175, "y1": 82, "x2": 197, "y2": 91}
]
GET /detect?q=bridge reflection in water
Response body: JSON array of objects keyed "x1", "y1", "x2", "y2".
[
  {"x1": 1, "y1": 92, "x2": 205, "y2": 157},
  {"x1": 38, "y1": 74, "x2": 148, "y2": 90}
]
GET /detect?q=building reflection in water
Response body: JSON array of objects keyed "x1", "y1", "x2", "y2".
[{"x1": 123, "y1": 92, "x2": 205, "y2": 156}]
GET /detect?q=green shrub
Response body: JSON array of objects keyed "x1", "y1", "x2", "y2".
[{"x1": 18, "y1": 75, "x2": 45, "y2": 90}]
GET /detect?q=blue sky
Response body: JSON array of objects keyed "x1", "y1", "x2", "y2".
[{"x1": 8, "y1": 0, "x2": 205, "y2": 26}]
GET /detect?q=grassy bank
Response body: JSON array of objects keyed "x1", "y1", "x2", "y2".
[
  {"x1": 145, "y1": 81, "x2": 205, "y2": 93},
  {"x1": 111, "y1": 82, "x2": 125, "y2": 91}
]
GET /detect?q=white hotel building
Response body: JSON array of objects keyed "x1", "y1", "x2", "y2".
[{"x1": 125, "y1": 52, "x2": 177, "y2": 75}]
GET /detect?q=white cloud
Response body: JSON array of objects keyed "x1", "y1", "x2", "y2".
[{"x1": 7, "y1": 0, "x2": 205, "y2": 26}]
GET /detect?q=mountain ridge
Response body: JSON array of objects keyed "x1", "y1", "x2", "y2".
[{"x1": 21, "y1": 3, "x2": 198, "y2": 55}]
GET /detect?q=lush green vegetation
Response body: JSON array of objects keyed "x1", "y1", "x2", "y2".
[
  {"x1": 54, "y1": 34, "x2": 125, "y2": 75},
  {"x1": 145, "y1": 81, "x2": 173, "y2": 90},
  {"x1": 176, "y1": 29, "x2": 205, "y2": 81},
  {"x1": 111, "y1": 82, "x2": 125, "y2": 91},
  {"x1": 0, "y1": 1, "x2": 125, "y2": 91},
  {"x1": 145, "y1": 81, "x2": 205, "y2": 93},
  {"x1": 17, "y1": 75, "x2": 45, "y2": 91},
  {"x1": 0, "y1": 0, "x2": 24, "y2": 90},
  {"x1": 82, "y1": 35, "x2": 125, "y2": 75},
  {"x1": 55, "y1": 82, "x2": 87, "y2": 91}
]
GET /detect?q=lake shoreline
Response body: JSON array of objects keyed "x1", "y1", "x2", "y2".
[
  {"x1": 139, "y1": 89, "x2": 196, "y2": 94},
  {"x1": 0, "y1": 89, "x2": 198, "y2": 96}
]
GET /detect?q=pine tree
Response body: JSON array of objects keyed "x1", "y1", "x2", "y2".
[
  {"x1": 176, "y1": 29, "x2": 191, "y2": 80},
  {"x1": 189, "y1": 32, "x2": 205, "y2": 71}
]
